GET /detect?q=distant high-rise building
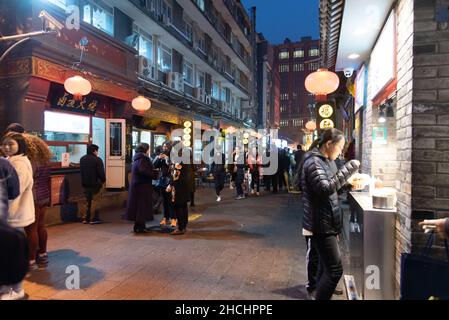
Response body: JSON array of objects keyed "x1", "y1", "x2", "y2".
[
  {"x1": 256, "y1": 33, "x2": 280, "y2": 130},
  {"x1": 273, "y1": 36, "x2": 320, "y2": 144}
]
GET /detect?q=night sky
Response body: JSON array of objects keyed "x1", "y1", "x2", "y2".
[{"x1": 241, "y1": 0, "x2": 320, "y2": 45}]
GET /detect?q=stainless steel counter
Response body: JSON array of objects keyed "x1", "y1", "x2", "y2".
[{"x1": 347, "y1": 191, "x2": 396, "y2": 300}]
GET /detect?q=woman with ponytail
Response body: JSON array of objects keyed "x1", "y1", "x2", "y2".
[{"x1": 300, "y1": 128, "x2": 360, "y2": 300}]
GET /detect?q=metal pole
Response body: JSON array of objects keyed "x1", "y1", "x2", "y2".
[
  {"x1": 0, "y1": 37, "x2": 31, "y2": 64},
  {"x1": 0, "y1": 30, "x2": 56, "y2": 42}
]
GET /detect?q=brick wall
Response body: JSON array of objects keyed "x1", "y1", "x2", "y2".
[
  {"x1": 395, "y1": 0, "x2": 414, "y2": 298},
  {"x1": 412, "y1": 0, "x2": 449, "y2": 263},
  {"x1": 360, "y1": 0, "x2": 414, "y2": 298}
]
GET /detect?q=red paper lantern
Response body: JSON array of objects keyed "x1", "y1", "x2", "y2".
[
  {"x1": 64, "y1": 75, "x2": 92, "y2": 100},
  {"x1": 305, "y1": 120, "x2": 317, "y2": 131},
  {"x1": 305, "y1": 68, "x2": 340, "y2": 96},
  {"x1": 132, "y1": 96, "x2": 151, "y2": 111}
]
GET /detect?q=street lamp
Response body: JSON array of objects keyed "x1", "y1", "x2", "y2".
[{"x1": 0, "y1": 10, "x2": 61, "y2": 64}]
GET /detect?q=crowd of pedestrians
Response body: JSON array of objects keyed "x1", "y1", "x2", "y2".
[{"x1": 2, "y1": 124, "x2": 448, "y2": 301}]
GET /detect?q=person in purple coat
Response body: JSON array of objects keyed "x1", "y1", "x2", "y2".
[{"x1": 126, "y1": 143, "x2": 157, "y2": 233}]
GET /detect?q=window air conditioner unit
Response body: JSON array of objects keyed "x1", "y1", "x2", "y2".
[
  {"x1": 167, "y1": 72, "x2": 184, "y2": 92},
  {"x1": 138, "y1": 56, "x2": 155, "y2": 79},
  {"x1": 194, "y1": 87, "x2": 205, "y2": 102},
  {"x1": 205, "y1": 94, "x2": 212, "y2": 104}
]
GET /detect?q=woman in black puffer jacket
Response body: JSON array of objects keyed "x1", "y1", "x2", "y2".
[{"x1": 300, "y1": 128, "x2": 360, "y2": 300}]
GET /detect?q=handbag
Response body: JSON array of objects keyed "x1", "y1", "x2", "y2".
[{"x1": 400, "y1": 232, "x2": 449, "y2": 300}]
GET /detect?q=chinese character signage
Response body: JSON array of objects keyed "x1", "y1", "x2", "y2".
[
  {"x1": 49, "y1": 83, "x2": 100, "y2": 115},
  {"x1": 318, "y1": 104, "x2": 334, "y2": 118},
  {"x1": 316, "y1": 101, "x2": 336, "y2": 132},
  {"x1": 320, "y1": 119, "x2": 335, "y2": 129},
  {"x1": 52, "y1": 92, "x2": 98, "y2": 114}
]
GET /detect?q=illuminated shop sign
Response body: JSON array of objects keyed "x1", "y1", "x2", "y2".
[
  {"x1": 318, "y1": 104, "x2": 334, "y2": 118},
  {"x1": 369, "y1": 10, "x2": 396, "y2": 100},
  {"x1": 355, "y1": 64, "x2": 366, "y2": 114},
  {"x1": 320, "y1": 119, "x2": 335, "y2": 129}
]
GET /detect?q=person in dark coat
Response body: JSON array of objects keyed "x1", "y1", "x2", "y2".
[
  {"x1": 212, "y1": 149, "x2": 226, "y2": 202},
  {"x1": 233, "y1": 146, "x2": 245, "y2": 199},
  {"x1": 300, "y1": 128, "x2": 360, "y2": 300},
  {"x1": 0, "y1": 157, "x2": 20, "y2": 223},
  {"x1": 294, "y1": 145, "x2": 305, "y2": 172},
  {"x1": 154, "y1": 145, "x2": 176, "y2": 228},
  {"x1": 187, "y1": 150, "x2": 196, "y2": 208},
  {"x1": 167, "y1": 160, "x2": 191, "y2": 235},
  {"x1": 126, "y1": 143, "x2": 157, "y2": 233},
  {"x1": 79, "y1": 144, "x2": 106, "y2": 224},
  {"x1": 0, "y1": 219, "x2": 28, "y2": 287}
]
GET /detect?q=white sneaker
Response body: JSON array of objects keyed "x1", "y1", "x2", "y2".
[
  {"x1": 0, "y1": 288, "x2": 25, "y2": 300},
  {"x1": 216, "y1": 196, "x2": 221, "y2": 202}
]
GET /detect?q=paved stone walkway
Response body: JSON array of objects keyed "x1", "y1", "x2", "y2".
[{"x1": 24, "y1": 186, "x2": 347, "y2": 300}]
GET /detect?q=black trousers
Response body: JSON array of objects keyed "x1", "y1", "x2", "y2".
[
  {"x1": 174, "y1": 202, "x2": 189, "y2": 231},
  {"x1": 214, "y1": 172, "x2": 225, "y2": 196},
  {"x1": 314, "y1": 234, "x2": 343, "y2": 300},
  {"x1": 250, "y1": 171, "x2": 260, "y2": 192},
  {"x1": 235, "y1": 171, "x2": 244, "y2": 196},
  {"x1": 271, "y1": 173, "x2": 278, "y2": 192},
  {"x1": 161, "y1": 190, "x2": 175, "y2": 219},
  {"x1": 305, "y1": 236, "x2": 323, "y2": 292}
]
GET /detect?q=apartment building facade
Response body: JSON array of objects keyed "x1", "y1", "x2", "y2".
[{"x1": 273, "y1": 36, "x2": 320, "y2": 145}]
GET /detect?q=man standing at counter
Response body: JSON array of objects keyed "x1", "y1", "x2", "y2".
[{"x1": 79, "y1": 144, "x2": 106, "y2": 224}]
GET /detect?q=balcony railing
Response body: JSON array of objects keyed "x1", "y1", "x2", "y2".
[
  {"x1": 190, "y1": 0, "x2": 251, "y2": 69},
  {"x1": 130, "y1": 0, "x2": 250, "y2": 98},
  {"x1": 223, "y1": 0, "x2": 251, "y2": 40}
]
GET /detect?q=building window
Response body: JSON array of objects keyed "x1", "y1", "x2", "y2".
[
  {"x1": 280, "y1": 93, "x2": 289, "y2": 100},
  {"x1": 183, "y1": 60, "x2": 194, "y2": 86},
  {"x1": 47, "y1": 0, "x2": 67, "y2": 9},
  {"x1": 133, "y1": 25, "x2": 153, "y2": 62},
  {"x1": 279, "y1": 51, "x2": 289, "y2": 59},
  {"x1": 280, "y1": 120, "x2": 289, "y2": 127},
  {"x1": 279, "y1": 65, "x2": 289, "y2": 73},
  {"x1": 293, "y1": 64, "x2": 304, "y2": 72},
  {"x1": 157, "y1": 41, "x2": 172, "y2": 71},
  {"x1": 280, "y1": 106, "x2": 287, "y2": 113},
  {"x1": 212, "y1": 81, "x2": 220, "y2": 100},
  {"x1": 308, "y1": 62, "x2": 320, "y2": 71},
  {"x1": 292, "y1": 119, "x2": 303, "y2": 127},
  {"x1": 309, "y1": 48, "x2": 320, "y2": 57},
  {"x1": 82, "y1": 0, "x2": 114, "y2": 36},
  {"x1": 196, "y1": 70, "x2": 205, "y2": 88},
  {"x1": 184, "y1": 18, "x2": 193, "y2": 41},
  {"x1": 44, "y1": 111, "x2": 91, "y2": 165},
  {"x1": 293, "y1": 50, "x2": 304, "y2": 58},
  {"x1": 162, "y1": 0, "x2": 172, "y2": 24},
  {"x1": 195, "y1": 0, "x2": 205, "y2": 11}
]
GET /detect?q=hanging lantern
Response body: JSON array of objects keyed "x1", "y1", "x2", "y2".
[
  {"x1": 184, "y1": 121, "x2": 192, "y2": 128},
  {"x1": 305, "y1": 120, "x2": 317, "y2": 132},
  {"x1": 64, "y1": 75, "x2": 92, "y2": 100},
  {"x1": 305, "y1": 68, "x2": 340, "y2": 98},
  {"x1": 132, "y1": 95, "x2": 151, "y2": 111},
  {"x1": 183, "y1": 128, "x2": 192, "y2": 134}
]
